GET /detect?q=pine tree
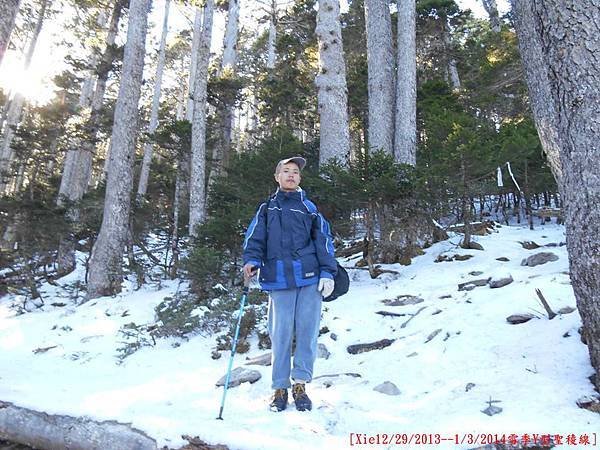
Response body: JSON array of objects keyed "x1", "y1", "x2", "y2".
[
  {"x1": 315, "y1": 0, "x2": 351, "y2": 165},
  {"x1": 0, "y1": 0, "x2": 21, "y2": 67},
  {"x1": 87, "y1": 0, "x2": 150, "y2": 299},
  {"x1": 365, "y1": 0, "x2": 394, "y2": 154},
  {"x1": 137, "y1": 0, "x2": 171, "y2": 199},
  {"x1": 189, "y1": 0, "x2": 215, "y2": 236},
  {"x1": 395, "y1": 0, "x2": 416, "y2": 165}
]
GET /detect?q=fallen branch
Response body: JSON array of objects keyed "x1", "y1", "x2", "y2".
[
  {"x1": 535, "y1": 288, "x2": 557, "y2": 320},
  {"x1": 346, "y1": 266, "x2": 400, "y2": 275},
  {"x1": 401, "y1": 306, "x2": 427, "y2": 329}
]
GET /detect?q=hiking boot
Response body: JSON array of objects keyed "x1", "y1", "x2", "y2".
[
  {"x1": 292, "y1": 383, "x2": 312, "y2": 411},
  {"x1": 269, "y1": 388, "x2": 288, "y2": 412}
]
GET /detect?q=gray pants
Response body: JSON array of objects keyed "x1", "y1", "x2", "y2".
[{"x1": 268, "y1": 283, "x2": 322, "y2": 389}]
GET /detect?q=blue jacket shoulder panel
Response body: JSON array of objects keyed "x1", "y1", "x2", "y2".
[{"x1": 242, "y1": 202, "x2": 267, "y2": 266}]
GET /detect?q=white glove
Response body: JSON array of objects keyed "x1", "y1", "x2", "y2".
[{"x1": 318, "y1": 278, "x2": 335, "y2": 298}]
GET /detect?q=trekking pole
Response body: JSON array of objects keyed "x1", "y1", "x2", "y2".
[{"x1": 217, "y1": 275, "x2": 252, "y2": 420}]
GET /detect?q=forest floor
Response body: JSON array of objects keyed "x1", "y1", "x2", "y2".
[{"x1": 1, "y1": 220, "x2": 599, "y2": 450}]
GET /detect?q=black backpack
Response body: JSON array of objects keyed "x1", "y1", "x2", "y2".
[
  {"x1": 260, "y1": 195, "x2": 350, "y2": 301},
  {"x1": 323, "y1": 262, "x2": 349, "y2": 302}
]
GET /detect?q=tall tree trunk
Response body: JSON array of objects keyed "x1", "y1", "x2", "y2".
[
  {"x1": 57, "y1": 12, "x2": 109, "y2": 206},
  {"x1": 186, "y1": 7, "x2": 203, "y2": 122},
  {"x1": 86, "y1": 0, "x2": 150, "y2": 300},
  {"x1": 188, "y1": 0, "x2": 214, "y2": 237},
  {"x1": 0, "y1": 0, "x2": 48, "y2": 191},
  {"x1": 440, "y1": 13, "x2": 461, "y2": 90},
  {"x1": 0, "y1": 0, "x2": 21, "y2": 67},
  {"x1": 365, "y1": 0, "x2": 394, "y2": 155},
  {"x1": 0, "y1": 95, "x2": 11, "y2": 136},
  {"x1": 267, "y1": 0, "x2": 277, "y2": 69},
  {"x1": 511, "y1": 0, "x2": 562, "y2": 188},
  {"x1": 394, "y1": 0, "x2": 416, "y2": 165},
  {"x1": 208, "y1": 0, "x2": 240, "y2": 189},
  {"x1": 0, "y1": 93, "x2": 24, "y2": 185},
  {"x1": 57, "y1": 0, "x2": 124, "y2": 206},
  {"x1": 315, "y1": 0, "x2": 351, "y2": 166},
  {"x1": 137, "y1": 0, "x2": 170, "y2": 200},
  {"x1": 481, "y1": 0, "x2": 501, "y2": 32},
  {"x1": 525, "y1": 0, "x2": 600, "y2": 391},
  {"x1": 221, "y1": 0, "x2": 239, "y2": 72},
  {"x1": 78, "y1": 12, "x2": 109, "y2": 107}
]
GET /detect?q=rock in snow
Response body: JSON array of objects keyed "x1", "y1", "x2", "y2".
[
  {"x1": 506, "y1": 314, "x2": 535, "y2": 325},
  {"x1": 347, "y1": 339, "x2": 395, "y2": 354},
  {"x1": 521, "y1": 252, "x2": 559, "y2": 267},
  {"x1": 244, "y1": 353, "x2": 271, "y2": 366},
  {"x1": 373, "y1": 381, "x2": 401, "y2": 396},
  {"x1": 489, "y1": 274, "x2": 514, "y2": 288},
  {"x1": 382, "y1": 295, "x2": 424, "y2": 306},
  {"x1": 317, "y1": 343, "x2": 331, "y2": 359},
  {"x1": 215, "y1": 367, "x2": 261, "y2": 387}
]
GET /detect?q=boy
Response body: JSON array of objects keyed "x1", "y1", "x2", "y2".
[{"x1": 242, "y1": 156, "x2": 337, "y2": 411}]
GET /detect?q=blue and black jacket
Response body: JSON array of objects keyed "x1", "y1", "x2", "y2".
[{"x1": 243, "y1": 188, "x2": 338, "y2": 291}]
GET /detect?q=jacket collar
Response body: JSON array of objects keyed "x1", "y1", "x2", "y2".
[{"x1": 274, "y1": 187, "x2": 304, "y2": 201}]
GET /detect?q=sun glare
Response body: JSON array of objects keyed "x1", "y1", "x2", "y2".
[{"x1": 0, "y1": 54, "x2": 57, "y2": 105}]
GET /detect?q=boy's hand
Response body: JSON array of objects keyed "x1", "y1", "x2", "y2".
[
  {"x1": 243, "y1": 263, "x2": 258, "y2": 279},
  {"x1": 318, "y1": 278, "x2": 335, "y2": 298}
]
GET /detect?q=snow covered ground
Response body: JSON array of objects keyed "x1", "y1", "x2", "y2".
[{"x1": 1, "y1": 222, "x2": 599, "y2": 449}]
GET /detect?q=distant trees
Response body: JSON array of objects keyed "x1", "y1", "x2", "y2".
[{"x1": 0, "y1": 0, "x2": 562, "y2": 303}]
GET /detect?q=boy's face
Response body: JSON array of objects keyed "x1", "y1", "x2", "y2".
[{"x1": 275, "y1": 162, "x2": 301, "y2": 192}]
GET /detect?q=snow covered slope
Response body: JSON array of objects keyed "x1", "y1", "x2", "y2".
[{"x1": 0, "y1": 222, "x2": 598, "y2": 449}]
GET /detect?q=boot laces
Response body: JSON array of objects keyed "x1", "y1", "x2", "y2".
[
  {"x1": 293, "y1": 383, "x2": 306, "y2": 397},
  {"x1": 273, "y1": 388, "x2": 287, "y2": 399}
]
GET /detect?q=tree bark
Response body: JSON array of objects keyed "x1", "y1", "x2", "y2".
[
  {"x1": 0, "y1": 0, "x2": 21, "y2": 67},
  {"x1": 481, "y1": 0, "x2": 501, "y2": 32},
  {"x1": 188, "y1": 0, "x2": 214, "y2": 236},
  {"x1": 137, "y1": 0, "x2": 171, "y2": 200},
  {"x1": 511, "y1": 0, "x2": 563, "y2": 188},
  {"x1": 267, "y1": 0, "x2": 277, "y2": 69},
  {"x1": 186, "y1": 7, "x2": 203, "y2": 122},
  {"x1": 221, "y1": 0, "x2": 239, "y2": 72},
  {"x1": 365, "y1": 0, "x2": 394, "y2": 155},
  {"x1": 315, "y1": 0, "x2": 351, "y2": 166},
  {"x1": 87, "y1": 0, "x2": 150, "y2": 300},
  {"x1": 526, "y1": 0, "x2": 600, "y2": 390},
  {"x1": 394, "y1": 0, "x2": 416, "y2": 165},
  {"x1": 0, "y1": 0, "x2": 48, "y2": 191}
]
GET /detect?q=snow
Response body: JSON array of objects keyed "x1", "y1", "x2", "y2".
[{"x1": 1, "y1": 222, "x2": 599, "y2": 449}]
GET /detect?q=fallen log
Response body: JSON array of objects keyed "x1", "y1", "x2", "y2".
[{"x1": 0, "y1": 400, "x2": 156, "y2": 450}]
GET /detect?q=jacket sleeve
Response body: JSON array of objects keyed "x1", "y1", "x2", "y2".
[
  {"x1": 312, "y1": 212, "x2": 338, "y2": 279},
  {"x1": 243, "y1": 203, "x2": 267, "y2": 267}
]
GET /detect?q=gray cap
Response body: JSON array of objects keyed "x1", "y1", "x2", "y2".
[{"x1": 275, "y1": 156, "x2": 306, "y2": 173}]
